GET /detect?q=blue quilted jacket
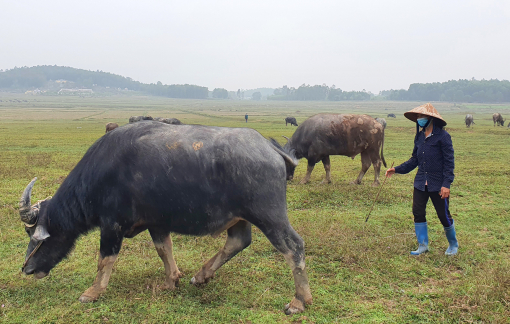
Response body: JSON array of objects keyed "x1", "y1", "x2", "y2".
[{"x1": 394, "y1": 123, "x2": 455, "y2": 192}]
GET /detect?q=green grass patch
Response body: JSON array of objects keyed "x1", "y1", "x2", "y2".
[{"x1": 1, "y1": 95, "x2": 509, "y2": 323}]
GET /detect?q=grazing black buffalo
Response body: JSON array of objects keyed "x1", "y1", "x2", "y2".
[
  {"x1": 18, "y1": 121, "x2": 312, "y2": 315},
  {"x1": 465, "y1": 114, "x2": 475, "y2": 127},
  {"x1": 281, "y1": 114, "x2": 386, "y2": 185},
  {"x1": 285, "y1": 117, "x2": 298, "y2": 126},
  {"x1": 129, "y1": 116, "x2": 153, "y2": 123},
  {"x1": 105, "y1": 122, "x2": 119, "y2": 133},
  {"x1": 375, "y1": 117, "x2": 387, "y2": 129},
  {"x1": 493, "y1": 113, "x2": 505, "y2": 126},
  {"x1": 154, "y1": 117, "x2": 183, "y2": 125},
  {"x1": 387, "y1": 113, "x2": 396, "y2": 118}
]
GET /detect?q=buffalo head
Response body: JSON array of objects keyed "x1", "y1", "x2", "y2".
[
  {"x1": 19, "y1": 178, "x2": 75, "y2": 279},
  {"x1": 270, "y1": 138, "x2": 298, "y2": 180}
]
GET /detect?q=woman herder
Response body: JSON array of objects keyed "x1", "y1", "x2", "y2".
[{"x1": 385, "y1": 103, "x2": 459, "y2": 256}]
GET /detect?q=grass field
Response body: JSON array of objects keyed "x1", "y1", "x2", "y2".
[{"x1": 1, "y1": 94, "x2": 509, "y2": 323}]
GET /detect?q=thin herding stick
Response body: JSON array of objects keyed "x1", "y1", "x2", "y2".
[{"x1": 365, "y1": 162, "x2": 394, "y2": 223}]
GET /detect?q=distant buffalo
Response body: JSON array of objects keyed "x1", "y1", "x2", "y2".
[
  {"x1": 154, "y1": 117, "x2": 183, "y2": 125},
  {"x1": 375, "y1": 117, "x2": 387, "y2": 129},
  {"x1": 105, "y1": 122, "x2": 119, "y2": 133},
  {"x1": 278, "y1": 114, "x2": 386, "y2": 186},
  {"x1": 493, "y1": 113, "x2": 505, "y2": 126},
  {"x1": 285, "y1": 117, "x2": 298, "y2": 126},
  {"x1": 465, "y1": 114, "x2": 475, "y2": 128},
  {"x1": 387, "y1": 114, "x2": 396, "y2": 118},
  {"x1": 129, "y1": 116, "x2": 153, "y2": 123}
]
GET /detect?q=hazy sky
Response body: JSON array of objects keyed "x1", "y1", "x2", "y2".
[{"x1": 1, "y1": 0, "x2": 509, "y2": 93}]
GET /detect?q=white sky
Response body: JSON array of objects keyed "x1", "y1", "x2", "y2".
[{"x1": 1, "y1": 0, "x2": 509, "y2": 93}]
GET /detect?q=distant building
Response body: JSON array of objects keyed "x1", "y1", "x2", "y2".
[
  {"x1": 58, "y1": 88, "x2": 93, "y2": 94},
  {"x1": 25, "y1": 89, "x2": 43, "y2": 95}
]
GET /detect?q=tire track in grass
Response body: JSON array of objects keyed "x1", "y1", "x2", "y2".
[{"x1": 73, "y1": 110, "x2": 107, "y2": 121}]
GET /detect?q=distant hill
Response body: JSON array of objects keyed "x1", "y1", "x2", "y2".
[
  {"x1": 0, "y1": 66, "x2": 208, "y2": 99},
  {"x1": 380, "y1": 79, "x2": 510, "y2": 103}
]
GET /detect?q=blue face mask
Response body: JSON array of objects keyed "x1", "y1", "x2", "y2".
[{"x1": 417, "y1": 117, "x2": 429, "y2": 127}]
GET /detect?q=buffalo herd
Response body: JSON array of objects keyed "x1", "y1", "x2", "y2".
[
  {"x1": 17, "y1": 107, "x2": 507, "y2": 315},
  {"x1": 463, "y1": 113, "x2": 506, "y2": 127},
  {"x1": 106, "y1": 116, "x2": 183, "y2": 133}
]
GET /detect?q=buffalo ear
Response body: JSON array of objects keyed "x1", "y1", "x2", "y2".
[{"x1": 33, "y1": 225, "x2": 50, "y2": 241}]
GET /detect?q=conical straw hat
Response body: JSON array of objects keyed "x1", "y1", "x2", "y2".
[{"x1": 404, "y1": 103, "x2": 447, "y2": 126}]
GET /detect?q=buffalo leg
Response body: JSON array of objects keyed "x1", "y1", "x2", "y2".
[
  {"x1": 299, "y1": 161, "x2": 315, "y2": 184},
  {"x1": 352, "y1": 151, "x2": 371, "y2": 185},
  {"x1": 370, "y1": 152, "x2": 382, "y2": 186},
  {"x1": 79, "y1": 231, "x2": 123, "y2": 303},
  {"x1": 258, "y1": 220, "x2": 312, "y2": 315},
  {"x1": 191, "y1": 220, "x2": 251, "y2": 285},
  {"x1": 149, "y1": 229, "x2": 183, "y2": 290},
  {"x1": 321, "y1": 156, "x2": 332, "y2": 184}
]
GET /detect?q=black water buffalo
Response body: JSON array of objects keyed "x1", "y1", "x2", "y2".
[
  {"x1": 465, "y1": 114, "x2": 475, "y2": 127},
  {"x1": 105, "y1": 122, "x2": 119, "y2": 133},
  {"x1": 285, "y1": 117, "x2": 298, "y2": 126},
  {"x1": 493, "y1": 113, "x2": 505, "y2": 126},
  {"x1": 129, "y1": 116, "x2": 153, "y2": 123},
  {"x1": 154, "y1": 117, "x2": 183, "y2": 125},
  {"x1": 387, "y1": 113, "x2": 396, "y2": 118},
  {"x1": 281, "y1": 114, "x2": 386, "y2": 185},
  {"x1": 18, "y1": 121, "x2": 311, "y2": 315},
  {"x1": 375, "y1": 117, "x2": 387, "y2": 129}
]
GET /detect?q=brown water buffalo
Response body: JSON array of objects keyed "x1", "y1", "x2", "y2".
[
  {"x1": 282, "y1": 114, "x2": 386, "y2": 185},
  {"x1": 375, "y1": 117, "x2": 387, "y2": 129},
  {"x1": 493, "y1": 113, "x2": 505, "y2": 126},
  {"x1": 105, "y1": 122, "x2": 119, "y2": 133},
  {"x1": 465, "y1": 114, "x2": 475, "y2": 127}
]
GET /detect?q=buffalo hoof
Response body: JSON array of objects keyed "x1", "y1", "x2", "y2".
[
  {"x1": 162, "y1": 271, "x2": 184, "y2": 290},
  {"x1": 321, "y1": 179, "x2": 332, "y2": 184},
  {"x1": 371, "y1": 181, "x2": 380, "y2": 187},
  {"x1": 79, "y1": 294, "x2": 98, "y2": 303},
  {"x1": 349, "y1": 180, "x2": 361, "y2": 185},
  {"x1": 190, "y1": 273, "x2": 213, "y2": 286},
  {"x1": 79, "y1": 286, "x2": 105, "y2": 303},
  {"x1": 284, "y1": 297, "x2": 306, "y2": 315},
  {"x1": 298, "y1": 179, "x2": 310, "y2": 185}
]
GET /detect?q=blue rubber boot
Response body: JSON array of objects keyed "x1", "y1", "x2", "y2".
[
  {"x1": 411, "y1": 222, "x2": 429, "y2": 255},
  {"x1": 444, "y1": 222, "x2": 459, "y2": 256}
]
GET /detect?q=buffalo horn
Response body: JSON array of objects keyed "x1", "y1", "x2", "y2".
[
  {"x1": 19, "y1": 177, "x2": 39, "y2": 225},
  {"x1": 282, "y1": 135, "x2": 290, "y2": 142}
]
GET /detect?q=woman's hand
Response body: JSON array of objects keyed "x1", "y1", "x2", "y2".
[
  {"x1": 385, "y1": 168, "x2": 395, "y2": 178},
  {"x1": 440, "y1": 187, "x2": 450, "y2": 199}
]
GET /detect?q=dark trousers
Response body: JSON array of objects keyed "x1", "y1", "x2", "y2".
[{"x1": 413, "y1": 186, "x2": 453, "y2": 227}]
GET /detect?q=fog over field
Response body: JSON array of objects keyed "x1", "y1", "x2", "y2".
[{"x1": 1, "y1": 1, "x2": 509, "y2": 92}]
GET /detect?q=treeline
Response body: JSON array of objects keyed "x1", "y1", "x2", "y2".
[
  {"x1": 0, "y1": 66, "x2": 208, "y2": 99},
  {"x1": 382, "y1": 79, "x2": 510, "y2": 103},
  {"x1": 268, "y1": 84, "x2": 371, "y2": 101}
]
